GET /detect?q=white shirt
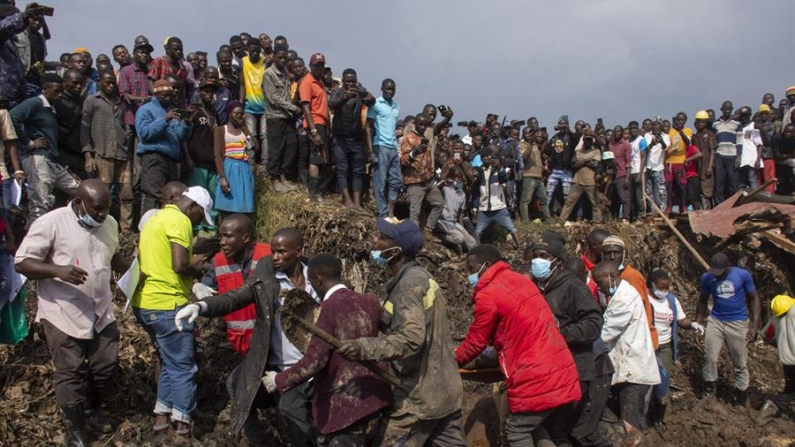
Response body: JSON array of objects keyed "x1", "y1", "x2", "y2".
[
  {"x1": 649, "y1": 293, "x2": 686, "y2": 345},
  {"x1": 461, "y1": 135, "x2": 473, "y2": 145},
  {"x1": 601, "y1": 280, "x2": 661, "y2": 386},
  {"x1": 629, "y1": 136, "x2": 645, "y2": 175},
  {"x1": 644, "y1": 133, "x2": 671, "y2": 172},
  {"x1": 324, "y1": 283, "x2": 348, "y2": 301},
  {"x1": 740, "y1": 123, "x2": 763, "y2": 168},
  {"x1": 269, "y1": 263, "x2": 318, "y2": 369}
]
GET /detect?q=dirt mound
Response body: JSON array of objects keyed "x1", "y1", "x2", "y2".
[{"x1": 1, "y1": 192, "x2": 794, "y2": 446}]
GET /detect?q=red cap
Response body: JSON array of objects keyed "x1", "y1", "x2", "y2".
[{"x1": 309, "y1": 53, "x2": 326, "y2": 66}]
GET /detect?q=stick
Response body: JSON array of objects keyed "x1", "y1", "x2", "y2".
[
  {"x1": 644, "y1": 193, "x2": 710, "y2": 270},
  {"x1": 286, "y1": 314, "x2": 403, "y2": 388},
  {"x1": 736, "y1": 178, "x2": 777, "y2": 206}
]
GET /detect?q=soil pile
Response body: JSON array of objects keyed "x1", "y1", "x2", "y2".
[{"x1": 1, "y1": 194, "x2": 794, "y2": 446}]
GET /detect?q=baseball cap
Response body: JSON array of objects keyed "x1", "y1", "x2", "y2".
[
  {"x1": 708, "y1": 252, "x2": 730, "y2": 276},
  {"x1": 376, "y1": 218, "x2": 423, "y2": 257},
  {"x1": 757, "y1": 104, "x2": 771, "y2": 113},
  {"x1": 183, "y1": 186, "x2": 214, "y2": 225},
  {"x1": 309, "y1": 53, "x2": 326, "y2": 66},
  {"x1": 738, "y1": 106, "x2": 752, "y2": 115},
  {"x1": 467, "y1": 120, "x2": 478, "y2": 127},
  {"x1": 198, "y1": 78, "x2": 217, "y2": 90},
  {"x1": 134, "y1": 41, "x2": 154, "y2": 53}
]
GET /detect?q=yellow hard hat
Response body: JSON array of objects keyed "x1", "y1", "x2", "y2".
[
  {"x1": 695, "y1": 110, "x2": 709, "y2": 120},
  {"x1": 771, "y1": 294, "x2": 795, "y2": 317}
]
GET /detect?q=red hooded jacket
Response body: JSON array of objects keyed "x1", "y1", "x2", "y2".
[{"x1": 455, "y1": 261, "x2": 581, "y2": 413}]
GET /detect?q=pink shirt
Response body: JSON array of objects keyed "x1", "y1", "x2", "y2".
[{"x1": 15, "y1": 204, "x2": 119, "y2": 339}]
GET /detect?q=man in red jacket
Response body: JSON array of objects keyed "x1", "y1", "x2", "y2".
[
  {"x1": 455, "y1": 244, "x2": 581, "y2": 447},
  {"x1": 199, "y1": 214, "x2": 271, "y2": 355},
  {"x1": 262, "y1": 253, "x2": 392, "y2": 446}
]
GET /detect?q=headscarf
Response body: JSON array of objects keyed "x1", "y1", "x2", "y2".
[{"x1": 226, "y1": 100, "x2": 243, "y2": 116}]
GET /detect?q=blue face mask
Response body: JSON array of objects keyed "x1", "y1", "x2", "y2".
[
  {"x1": 455, "y1": 181, "x2": 464, "y2": 191},
  {"x1": 531, "y1": 258, "x2": 554, "y2": 280},
  {"x1": 608, "y1": 276, "x2": 618, "y2": 296},
  {"x1": 370, "y1": 247, "x2": 398, "y2": 268},
  {"x1": 77, "y1": 202, "x2": 102, "y2": 228},
  {"x1": 468, "y1": 262, "x2": 488, "y2": 287}
]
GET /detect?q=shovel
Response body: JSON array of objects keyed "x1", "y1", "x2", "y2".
[{"x1": 280, "y1": 288, "x2": 402, "y2": 388}]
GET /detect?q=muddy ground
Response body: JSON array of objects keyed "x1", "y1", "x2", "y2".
[{"x1": 1, "y1": 196, "x2": 794, "y2": 446}]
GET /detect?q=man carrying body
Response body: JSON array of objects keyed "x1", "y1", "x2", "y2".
[
  {"x1": 176, "y1": 227, "x2": 317, "y2": 447},
  {"x1": 697, "y1": 252, "x2": 761, "y2": 405},
  {"x1": 338, "y1": 218, "x2": 466, "y2": 447},
  {"x1": 365, "y1": 79, "x2": 401, "y2": 218},
  {"x1": 262, "y1": 253, "x2": 393, "y2": 447},
  {"x1": 81, "y1": 71, "x2": 133, "y2": 233},
  {"x1": 10, "y1": 73, "x2": 80, "y2": 227},
  {"x1": 526, "y1": 234, "x2": 612, "y2": 446},
  {"x1": 457, "y1": 243, "x2": 582, "y2": 447},
  {"x1": 15, "y1": 180, "x2": 131, "y2": 447},
  {"x1": 199, "y1": 214, "x2": 271, "y2": 356}
]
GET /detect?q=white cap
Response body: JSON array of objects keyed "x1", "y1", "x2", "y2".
[{"x1": 183, "y1": 186, "x2": 213, "y2": 225}]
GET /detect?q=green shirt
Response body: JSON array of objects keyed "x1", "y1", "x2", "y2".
[{"x1": 132, "y1": 205, "x2": 193, "y2": 310}]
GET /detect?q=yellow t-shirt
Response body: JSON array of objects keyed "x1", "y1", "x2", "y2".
[
  {"x1": 132, "y1": 205, "x2": 194, "y2": 310},
  {"x1": 666, "y1": 128, "x2": 692, "y2": 164}
]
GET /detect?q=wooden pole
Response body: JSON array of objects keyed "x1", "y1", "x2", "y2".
[
  {"x1": 286, "y1": 313, "x2": 403, "y2": 388},
  {"x1": 644, "y1": 193, "x2": 710, "y2": 270}
]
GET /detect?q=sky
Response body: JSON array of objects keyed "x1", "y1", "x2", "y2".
[{"x1": 43, "y1": 0, "x2": 795, "y2": 131}]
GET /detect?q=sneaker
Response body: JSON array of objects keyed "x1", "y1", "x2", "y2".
[{"x1": 273, "y1": 181, "x2": 290, "y2": 193}]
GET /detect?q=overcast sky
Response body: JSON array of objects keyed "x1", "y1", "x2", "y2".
[{"x1": 44, "y1": 0, "x2": 794, "y2": 130}]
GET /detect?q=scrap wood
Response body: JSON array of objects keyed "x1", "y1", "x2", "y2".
[
  {"x1": 759, "y1": 229, "x2": 795, "y2": 256},
  {"x1": 644, "y1": 192, "x2": 710, "y2": 270},
  {"x1": 689, "y1": 201, "x2": 795, "y2": 239}
]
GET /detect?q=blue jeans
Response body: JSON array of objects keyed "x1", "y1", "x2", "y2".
[
  {"x1": 545, "y1": 169, "x2": 573, "y2": 205},
  {"x1": 372, "y1": 145, "x2": 402, "y2": 217},
  {"x1": 475, "y1": 208, "x2": 516, "y2": 240},
  {"x1": 134, "y1": 307, "x2": 197, "y2": 423},
  {"x1": 2, "y1": 178, "x2": 12, "y2": 211}
]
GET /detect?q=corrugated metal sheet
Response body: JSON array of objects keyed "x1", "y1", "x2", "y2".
[{"x1": 688, "y1": 190, "x2": 795, "y2": 238}]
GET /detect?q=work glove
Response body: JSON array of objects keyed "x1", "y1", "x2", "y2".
[
  {"x1": 262, "y1": 371, "x2": 278, "y2": 393},
  {"x1": 175, "y1": 304, "x2": 201, "y2": 331},
  {"x1": 691, "y1": 322, "x2": 706, "y2": 336},
  {"x1": 192, "y1": 283, "x2": 217, "y2": 300}
]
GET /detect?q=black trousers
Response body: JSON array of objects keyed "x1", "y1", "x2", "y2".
[
  {"x1": 266, "y1": 118, "x2": 298, "y2": 180},
  {"x1": 139, "y1": 152, "x2": 179, "y2": 215},
  {"x1": 41, "y1": 319, "x2": 119, "y2": 408},
  {"x1": 226, "y1": 363, "x2": 315, "y2": 447},
  {"x1": 773, "y1": 364, "x2": 795, "y2": 409}
]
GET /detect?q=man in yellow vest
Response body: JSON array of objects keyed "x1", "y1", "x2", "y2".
[{"x1": 199, "y1": 214, "x2": 270, "y2": 356}]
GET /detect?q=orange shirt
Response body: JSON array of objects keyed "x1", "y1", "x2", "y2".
[
  {"x1": 621, "y1": 265, "x2": 659, "y2": 350},
  {"x1": 297, "y1": 73, "x2": 329, "y2": 128}
]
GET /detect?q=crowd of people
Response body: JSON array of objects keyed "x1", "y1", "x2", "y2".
[{"x1": 1, "y1": 2, "x2": 795, "y2": 447}]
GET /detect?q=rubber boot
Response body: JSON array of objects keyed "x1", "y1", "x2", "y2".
[
  {"x1": 735, "y1": 389, "x2": 748, "y2": 407},
  {"x1": 653, "y1": 404, "x2": 667, "y2": 437},
  {"x1": 703, "y1": 381, "x2": 716, "y2": 398},
  {"x1": 307, "y1": 177, "x2": 324, "y2": 203},
  {"x1": 756, "y1": 400, "x2": 779, "y2": 426},
  {"x1": 298, "y1": 169, "x2": 309, "y2": 190},
  {"x1": 61, "y1": 404, "x2": 87, "y2": 447}
]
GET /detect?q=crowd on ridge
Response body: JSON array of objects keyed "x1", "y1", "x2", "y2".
[{"x1": 1, "y1": 3, "x2": 795, "y2": 447}]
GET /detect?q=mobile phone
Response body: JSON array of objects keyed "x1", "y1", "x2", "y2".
[
  {"x1": 174, "y1": 109, "x2": 192, "y2": 119},
  {"x1": 453, "y1": 153, "x2": 461, "y2": 160},
  {"x1": 438, "y1": 105, "x2": 447, "y2": 113},
  {"x1": 420, "y1": 137, "x2": 429, "y2": 146},
  {"x1": 39, "y1": 5, "x2": 54, "y2": 16},
  {"x1": 597, "y1": 118, "x2": 603, "y2": 124}
]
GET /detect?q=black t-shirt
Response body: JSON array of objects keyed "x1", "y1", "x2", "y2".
[
  {"x1": 187, "y1": 106, "x2": 217, "y2": 170},
  {"x1": 548, "y1": 131, "x2": 575, "y2": 171},
  {"x1": 24, "y1": 31, "x2": 46, "y2": 85},
  {"x1": 773, "y1": 134, "x2": 795, "y2": 159}
]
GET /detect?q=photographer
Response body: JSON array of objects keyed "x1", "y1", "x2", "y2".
[
  {"x1": 471, "y1": 145, "x2": 519, "y2": 247},
  {"x1": 399, "y1": 113, "x2": 444, "y2": 233},
  {"x1": 559, "y1": 129, "x2": 602, "y2": 222},
  {"x1": 546, "y1": 115, "x2": 577, "y2": 212},
  {"x1": 329, "y1": 68, "x2": 374, "y2": 212},
  {"x1": 1, "y1": 2, "x2": 52, "y2": 107}
]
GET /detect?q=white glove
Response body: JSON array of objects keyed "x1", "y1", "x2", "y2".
[
  {"x1": 262, "y1": 371, "x2": 278, "y2": 393},
  {"x1": 691, "y1": 322, "x2": 706, "y2": 336},
  {"x1": 175, "y1": 304, "x2": 201, "y2": 331},
  {"x1": 192, "y1": 283, "x2": 217, "y2": 300}
]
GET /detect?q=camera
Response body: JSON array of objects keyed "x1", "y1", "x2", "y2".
[
  {"x1": 420, "y1": 137, "x2": 429, "y2": 146},
  {"x1": 554, "y1": 126, "x2": 563, "y2": 131},
  {"x1": 356, "y1": 88, "x2": 368, "y2": 97},
  {"x1": 457, "y1": 120, "x2": 468, "y2": 127}
]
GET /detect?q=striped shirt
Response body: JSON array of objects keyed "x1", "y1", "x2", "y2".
[
  {"x1": 223, "y1": 125, "x2": 248, "y2": 160},
  {"x1": 712, "y1": 118, "x2": 740, "y2": 157}
]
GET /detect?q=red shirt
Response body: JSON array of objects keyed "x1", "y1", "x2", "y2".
[
  {"x1": 297, "y1": 73, "x2": 329, "y2": 128},
  {"x1": 685, "y1": 145, "x2": 699, "y2": 179},
  {"x1": 608, "y1": 139, "x2": 633, "y2": 179}
]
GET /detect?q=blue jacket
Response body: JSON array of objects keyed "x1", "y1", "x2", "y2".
[
  {"x1": 0, "y1": 12, "x2": 27, "y2": 104},
  {"x1": 135, "y1": 97, "x2": 192, "y2": 160}
]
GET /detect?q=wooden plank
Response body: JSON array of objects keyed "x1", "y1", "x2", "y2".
[{"x1": 759, "y1": 230, "x2": 795, "y2": 255}]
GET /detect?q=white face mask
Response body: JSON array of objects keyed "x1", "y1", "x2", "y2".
[{"x1": 653, "y1": 288, "x2": 669, "y2": 300}]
